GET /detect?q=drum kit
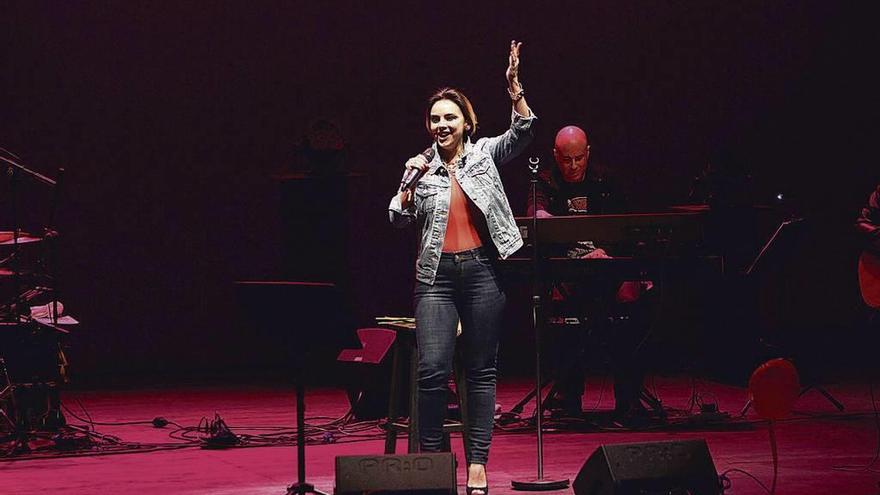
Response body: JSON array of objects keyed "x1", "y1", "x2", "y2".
[{"x1": 1, "y1": 150, "x2": 70, "y2": 454}]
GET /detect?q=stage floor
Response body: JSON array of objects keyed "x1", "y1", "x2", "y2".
[{"x1": 2, "y1": 375, "x2": 878, "y2": 494}]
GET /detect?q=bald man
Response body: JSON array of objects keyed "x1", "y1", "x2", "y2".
[
  {"x1": 529, "y1": 126, "x2": 616, "y2": 220},
  {"x1": 526, "y1": 125, "x2": 650, "y2": 422},
  {"x1": 553, "y1": 125, "x2": 590, "y2": 183},
  {"x1": 528, "y1": 125, "x2": 621, "y2": 257}
]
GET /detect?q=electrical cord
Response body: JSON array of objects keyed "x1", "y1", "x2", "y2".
[
  {"x1": 2, "y1": 398, "x2": 390, "y2": 460},
  {"x1": 719, "y1": 467, "x2": 771, "y2": 494},
  {"x1": 831, "y1": 379, "x2": 880, "y2": 473},
  {"x1": 718, "y1": 399, "x2": 880, "y2": 495}
]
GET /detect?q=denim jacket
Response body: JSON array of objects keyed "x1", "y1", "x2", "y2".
[{"x1": 389, "y1": 109, "x2": 536, "y2": 284}]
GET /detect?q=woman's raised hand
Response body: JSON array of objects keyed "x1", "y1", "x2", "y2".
[{"x1": 506, "y1": 40, "x2": 522, "y2": 85}]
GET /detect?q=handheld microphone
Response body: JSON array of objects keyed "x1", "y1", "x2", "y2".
[{"x1": 399, "y1": 147, "x2": 435, "y2": 192}]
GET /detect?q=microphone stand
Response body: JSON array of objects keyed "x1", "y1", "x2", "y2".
[{"x1": 512, "y1": 158, "x2": 569, "y2": 492}]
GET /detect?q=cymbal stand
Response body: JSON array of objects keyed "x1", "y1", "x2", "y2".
[
  {"x1": 0, "y1": 358, "x2": 17, "y2": 429},
  {"x1": 0, "y1": 357, "x2": 28, "y2": 455}
]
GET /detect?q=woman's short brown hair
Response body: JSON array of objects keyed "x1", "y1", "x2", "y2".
[{"x1": 425, "y1": 87, "x2": 478, "y2": 139}]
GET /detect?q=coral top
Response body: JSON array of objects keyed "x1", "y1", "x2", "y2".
[{"x1": 442, "y1": 174, "x2": 485, "y2": 252}]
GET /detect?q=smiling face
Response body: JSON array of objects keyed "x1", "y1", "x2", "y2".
[{"x1": 428, "y1": 99, "x2": 467, "y2": 155}]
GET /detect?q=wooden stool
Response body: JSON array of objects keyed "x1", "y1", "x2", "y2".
[{"x1": 380, "y1": 321, "x2": 470, "y2": 461}]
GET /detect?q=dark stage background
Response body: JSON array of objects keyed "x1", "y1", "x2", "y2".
[{"x1": 1, "y1": 2, "x2": 877, "y2": 385}]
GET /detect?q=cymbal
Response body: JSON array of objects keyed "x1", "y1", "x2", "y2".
[{"x1": 0, "y1": 231, "x2": 42, "y2": 245}]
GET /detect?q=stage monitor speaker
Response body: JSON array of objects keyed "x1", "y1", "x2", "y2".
[
  {"x1": 573, "y1": 439, "x2": 720, "y2": 495},
  {"x1": 335, "y1": 452, "x2": 457, "y2": 494}
]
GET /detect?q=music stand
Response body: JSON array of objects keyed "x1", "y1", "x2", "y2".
[
  {"x1": 234, "y1": 280, "x2": 345, "y2": 495},
  {"x1": 738, "y1": 218, "x2": 845, "y2": 416},
  {"x1": 744, "y1": 217, "x2": 802, "y2": 277}
]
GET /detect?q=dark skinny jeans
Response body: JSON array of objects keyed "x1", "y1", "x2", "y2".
[{"x1": 414, "y1": 247, "x2": 505, "y2": 465}]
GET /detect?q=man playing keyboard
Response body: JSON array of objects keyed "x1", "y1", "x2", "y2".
[{"x1": 527, "y1": 125, "x2": 652, "y2": 422}]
